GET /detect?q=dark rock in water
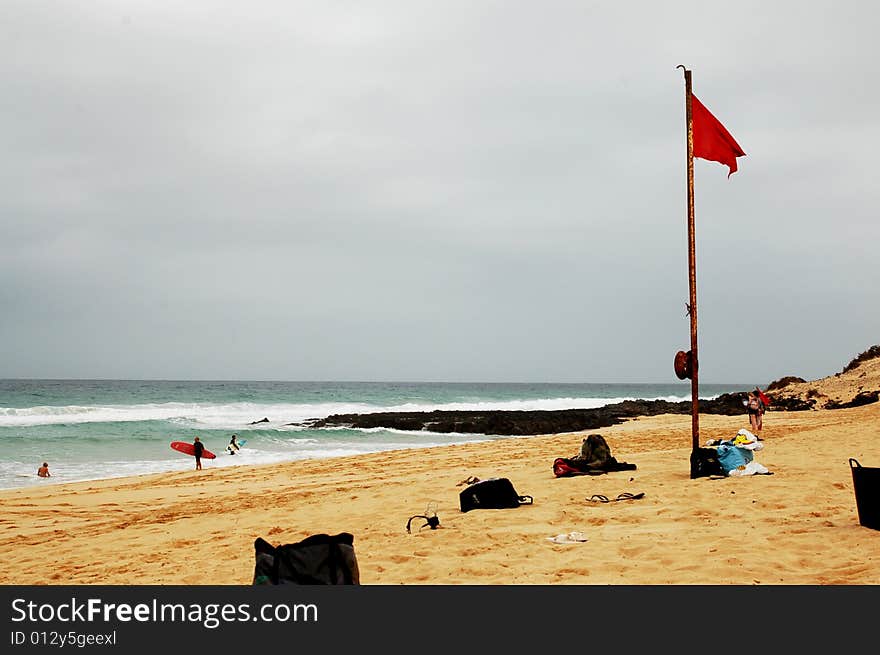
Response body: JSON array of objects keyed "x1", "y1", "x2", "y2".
[
  {"x1": 301, "y1": 392, "x2": 757, "y2": 436},
  {"x1": 249, "y1": 417, "x2": 270, "y2": 424}
]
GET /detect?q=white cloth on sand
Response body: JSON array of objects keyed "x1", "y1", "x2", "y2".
[
  {"x1": 547, "y1": 531, "x2": 588, "y2": 544},
  {"x1": 728, "y1": 460, "x2": 770, "y2": 477},
  {"x1": 734, "y1": 429, "x2": 763, "y2": 450}
]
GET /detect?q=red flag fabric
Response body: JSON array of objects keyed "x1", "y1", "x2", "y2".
[{"x1": 692, "y1": 95, "x2": 745, "y2": 177}]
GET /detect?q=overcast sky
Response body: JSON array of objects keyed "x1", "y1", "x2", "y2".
[{"x1": 1, "y1": 1, "x2": 877, "y2": 384}]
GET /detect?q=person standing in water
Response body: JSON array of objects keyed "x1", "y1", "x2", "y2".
[
  {"x1": 37, "y1": 462, "x2": 51, "y2": 478},
  {"x1": 228, "y1": 434, "x2": 241, "y2": 455}
]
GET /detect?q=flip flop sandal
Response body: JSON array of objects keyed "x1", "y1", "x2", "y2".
[{"x1": 587, "y1": 492, "x2": 645, "y2": 503}]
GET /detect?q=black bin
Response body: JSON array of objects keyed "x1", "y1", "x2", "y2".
[{"x1": 850, "y1": 458, "x2": 880, "y2": 531}]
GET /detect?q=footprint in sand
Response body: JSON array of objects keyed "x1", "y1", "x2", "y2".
[{"x1": 620, "y1": 545, "x2": 652, "y2": 558}]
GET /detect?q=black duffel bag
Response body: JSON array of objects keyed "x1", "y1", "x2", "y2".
[
  {"x1": 459, "y1": 477, "x2": 533, "y2": 512},
  {"x1": 252, "y1": 532, "x2": 359, "y2": 585}
]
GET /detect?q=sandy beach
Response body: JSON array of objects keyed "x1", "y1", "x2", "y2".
[
  {"x1": 5, "y1": 2, "x2": 880, "y2": 601},
  {"x1": 2, "y1": 365, "x2": 879, "y2": 585}
]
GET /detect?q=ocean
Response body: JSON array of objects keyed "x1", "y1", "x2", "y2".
[{"x1": 0, "y1": 379, "x2": 745, "y2": 490}]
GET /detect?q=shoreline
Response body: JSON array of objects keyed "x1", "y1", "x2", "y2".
[
  {"x1": 2, "y1": 402, "x2": 879, "y2": 585},
  {"x1": 0, "y1": 391, "x2": 753, "y2": 493},
  {"x1": 0, "y1": 382, "x2": 750, "y2": 494}
]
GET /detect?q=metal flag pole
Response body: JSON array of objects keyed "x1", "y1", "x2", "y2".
[{"x1": 678, "y1": 65, "x2": 700, "y2": 451}]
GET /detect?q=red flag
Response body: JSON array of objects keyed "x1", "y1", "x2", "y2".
[{"x1": 692, "y1": 95, "x2": 745, "y2": 177}]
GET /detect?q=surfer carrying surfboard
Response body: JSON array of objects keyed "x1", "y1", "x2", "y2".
[
  {"x1": 193, "y1": 437, "x2": 204, "y2": 470},
  {"x1": 37, "y1": 462, "x2": 51, "y2": 478},
  {"x1": 228, "y1": 434, "x2": 241, "y2": 455}
]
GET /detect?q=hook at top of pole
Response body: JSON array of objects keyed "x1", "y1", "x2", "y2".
[{"x1": 676, "y1": 64, "x2": 690, "y2": 77}]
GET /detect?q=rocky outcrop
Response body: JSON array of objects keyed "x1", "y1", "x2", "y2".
[
  {"x1": 762, "y1": 344, "x2": 880, "y2": 410},
  {"x1": 841, "y1": 345, "x2": 880, "y2": 374},
  {"x1": 300, "y1": 392, "x2": 751, "y2": 436},
  {"x1": 824, "y1": 390, "x2": 880, "y2": 410},
  {"x1": 766, "y1": 376, "x2": 806, "y2": 392},
  {"x1": 764, "y1": 395, "x2": 816, "y2": 412},
  {"x1": 292, "y1": 346, "x2": 880, "y2": 437}
]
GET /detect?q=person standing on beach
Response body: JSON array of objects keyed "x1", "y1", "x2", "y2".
[
  {"x1": 754, "y1": 387, "x2": 769, "y2": 436},
  {"x1": 746, "y1": 392, "x2": 763, "y2": 437},
  {"x1": 37, "y1": 462, "x2": 51, "y2": 478},
  {"x1": 193, "y1": 437, "x2": 204, "y2": 470}
]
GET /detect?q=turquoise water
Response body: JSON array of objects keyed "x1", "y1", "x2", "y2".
[{"x1": 0, "y1": 379, "x2": 745, "y2": 490}]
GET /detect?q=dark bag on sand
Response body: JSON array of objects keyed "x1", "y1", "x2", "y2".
[
  {"x1": 553, "y1": 457, "x2": 609, "y2": 477},
  {"x1": 552, "y1": 434, "x2": 638, "y2": 477},
  {"x1": 690, "y1": 447, "x2": 725, "y2": 479},
  {"x1": 459, "y1": 478, "x2": 533, "y2": 512},
  {"x1": 578, "y1": 433, "x2": 613, "y2": 467},
  {"x1": 253, "y1": 533, "x2": 359, "y2": 585}
]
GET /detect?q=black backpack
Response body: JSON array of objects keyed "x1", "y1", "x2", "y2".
[
  {"x1": 690, "y1": 447, "x2": 725, "y2": 479},
  {"x1": 459, "y1": 478, "x2": 533, "y2": 512},
  {"x1": 252, "y1": 533, "x2": 360, "y2": 585}
]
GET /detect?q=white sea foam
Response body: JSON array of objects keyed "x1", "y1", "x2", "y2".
[
  {"x1": 378, "y1": 394, "x2": 699, "y2": 413},
  {"x1": 0, "y1": 401, "x2": 378, "y2": 428}
]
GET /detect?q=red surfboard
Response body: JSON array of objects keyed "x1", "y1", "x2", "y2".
[{"x1": 170, "y1": 441, "x2": 216, "y2": 459}]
